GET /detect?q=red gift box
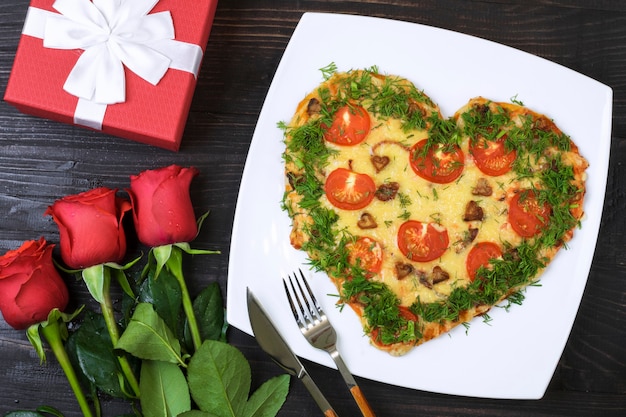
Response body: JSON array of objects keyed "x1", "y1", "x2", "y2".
[{"x1": 4, "y1": 0, "x2": 218, "y2": 151}]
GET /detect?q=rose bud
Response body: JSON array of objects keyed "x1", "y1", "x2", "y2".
[
  {"x1": 128, "y1": 165, "x2": 199, "y2": 247},
  {"x1": 45, "y1": 188, "x2": 132, "y2": 269},
  {"x1": 0, "y1": 238, "x2": 69, "y2": 330}
]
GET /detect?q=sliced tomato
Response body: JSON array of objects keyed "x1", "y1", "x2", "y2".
[
  {"x1": 470, "y1": 136, "x2": 516, "y2": 176},
  {"x1": 398, "y1": 305, "x2": 418, "y2": 321},
  {"x1": 397, "y1": 220, "x2": 449, "y2": 262},
  {"x1": 323, "y1": 104, "x2": 371, "y2": 146},
  {"x1": 410, "y1": 139, "x2": 464, "y2": 184},
  {"x1": 324, "y1": 168, "x2": 376, "y2": 210},
  {"x1": 466, "y1": 242, "x2": 502, "y2": 281},
  {"x1": 346, "y1": 236, "x2": 383, "y2": 274},
  {"x1": 508, "y1": 190, "x2": 551, "y2": 237},
  {"x1": 370, "y1": 306, "x2": 418, "y2": 347}
]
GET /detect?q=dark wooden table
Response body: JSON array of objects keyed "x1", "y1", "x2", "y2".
[{"x1": 1, "y1": 1, "x2": 624, "y2": 416}]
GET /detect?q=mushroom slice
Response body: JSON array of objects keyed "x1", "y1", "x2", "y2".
[
  {"x1": 375, "y1": 182, "x2": 400, "y2": 201},
  {"x1": 395, "y1": 262, "x2": 414, "y2": 280},
  {"x1": 453, "y1": 227, "x2": 479, "y2": 253},
  {"x1": 371, "y1": 155, "x2": 390, "y2": 173},
  {"x1": 431, "y1": 266, "x2": 450, "y2": 284},
  {"x1": 418, "y1": 266, "x2": 450, "y2": 288},
  {"x1": 357, "y1": 212, "x2": 378, "y2": 229},
  {"x1": 472, "y1": 178, "x2": 493, "y2": 196},
  {"x1": 463, "y1": 200, "x2": 484, "y2": 221},
  {"x1": 307, "y1": 98, "x2": 321, "y2": 115}
]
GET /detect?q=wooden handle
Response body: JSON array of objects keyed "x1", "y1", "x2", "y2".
[
  {"x1": 350, "y1": 385, "x2": 376, "y2": 417},
  {"x1": 324, "y1": 408, "x2": 339, "y2": 417}
]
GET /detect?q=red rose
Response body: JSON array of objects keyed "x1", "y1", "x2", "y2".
[
  {"x1": 128, "y1": 165, "x2": 199, "y2": 247},
  {"x1": 45, "y1": 188, "x2": 131, "y2": 269},
  {"x1": 0, "y1": 238, "x2": 69, "y2": 329}
]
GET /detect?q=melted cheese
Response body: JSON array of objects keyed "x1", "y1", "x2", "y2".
[
  {"x1": 320, "y1": 114, "x2": 524, "y2": 306},
  {"x1": 285, "y1": 72, "x2": 588, "y2": 355}
]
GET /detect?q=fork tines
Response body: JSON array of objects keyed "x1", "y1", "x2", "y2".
[
  {"x1": 283, "y1": 269, "x2": 324, "y2": 328},
  {"x1": 283, "y1": 269, "x2": 377, "y2": 417}
]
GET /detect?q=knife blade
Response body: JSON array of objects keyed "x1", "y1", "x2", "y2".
[{"x1": 247, "y1": 287, "x2": 339, "y2": 417}]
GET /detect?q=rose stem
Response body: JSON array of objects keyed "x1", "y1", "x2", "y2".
[
  {"x1": 167, "y1": 246, "x2": 202, "y2": 351},
  {"x1": 100, "y1": 267, "x2": 141, "y2": 398},
  {"x1": 41, "y1": 320, "x2": 95, "y2": 417}
]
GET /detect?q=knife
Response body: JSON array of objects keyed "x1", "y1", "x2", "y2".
[{"x1": 247, "y1": 287, "x2": 339, "y2": 417}]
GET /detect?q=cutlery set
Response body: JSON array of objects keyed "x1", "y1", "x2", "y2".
[{"x1": 247, "y1": 269, "x2": 375, "y2": 416}]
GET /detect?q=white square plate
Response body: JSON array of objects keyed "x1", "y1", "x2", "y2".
[{"x1": 226, "y1": 12, "x2": 612, "y2": 399}]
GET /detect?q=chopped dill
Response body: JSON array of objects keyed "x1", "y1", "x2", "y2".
[
  {"x1": 319, "y1": 62, "x2": 337, "y2": 80},
  {"x1": 280, "y1": 65, "x2": 585, "y2": 347}
]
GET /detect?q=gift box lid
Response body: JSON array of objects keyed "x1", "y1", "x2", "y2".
[{"x1": 4, "y1": 0, "x2": 219, "y2": 151}]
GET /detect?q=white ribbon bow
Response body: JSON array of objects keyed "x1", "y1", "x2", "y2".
[{"x1": 43, "y1": 0, "x2": 184, "y2": 105}]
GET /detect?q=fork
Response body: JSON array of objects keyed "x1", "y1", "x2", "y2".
[{"x1": 284, "y1": 269, "x2": 376, "y2": 417}]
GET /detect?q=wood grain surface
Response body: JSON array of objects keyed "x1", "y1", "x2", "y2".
[{"x1": 1, "y1": 0, "x2": 624, "y2": 416}]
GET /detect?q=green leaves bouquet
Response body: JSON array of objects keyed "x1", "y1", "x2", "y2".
[{"x1": 0, "y1": 165, "x2": 289, "y2": 417}]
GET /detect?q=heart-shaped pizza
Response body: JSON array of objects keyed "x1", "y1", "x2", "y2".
[{"x1": 281, "y1": 66, "x2": 588, "y2": 356}]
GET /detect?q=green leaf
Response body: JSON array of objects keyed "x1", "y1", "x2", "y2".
[
  {"x1": 64, "y1": 330, "x2": 97, "y2": 401},
  {"x1": 191, "y1": 282, "x2": 226, "y2": 343},
  {"x1": 35, "y1": 406, "x2": 65, "y2": 417},
  {"x1": 4, "y1": 406, "x2": 65, "y2": 417},
  {"x1": 138, "y1": 266, "x2": 183, "y2": 337},
  {"x1": 152, "y1": 245, "x2": 173, "y2": 279},
  {"x1": 140, "y1": 360, "x2": 191, "y2": 417},
  {"x1": 179, "y1": 411, "x2": 218, "y2": 417},
  {"x1": 175, "y1": 241, "x2": 220, "y2": 256},
  {"x1": 30, "y1": 306, "x2": 86, "y2": 364},
  {"x1": 187, "y1": 341, "x2": 289, "y2": 417},
  {"x1": 26, "y1": 323, "x2": 45, "y2": 363},
  {"x1": 104, "y1": 254, "x2": 143, "y2": 271},
  {"x1": 69, "y1": 311, "x2": 127, "y2": 398},
  {"x1": 244, "y1": 374, "x2": 290, "y2": 417},
  {"x1": 111, "y1": 267, "x2": 135, "y2": 298},
  {"x1": 116, "y1": 303, "x2": 184, "y2": 366},
  {"x1": 4, "y1": 412, "x2": 46, "y2": 417},
  {"x1": 82, "y1": 264, "x2": 106, "y2": 304},
  {"x1": 196, "y1": 210, "x2": 211, "y2": 233},
  {"x1": 187, "y1": 340, "x2": 251, "y2": 417},
  {"x1": 165, "y1": 245, "x2": 184, "y2": 280},
  {"x1": 104, "y1": 254, "x2": 143, "y2": 298},
  {"x1": 52, "y1": 306, "x2": 84, "y2": 325}
]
